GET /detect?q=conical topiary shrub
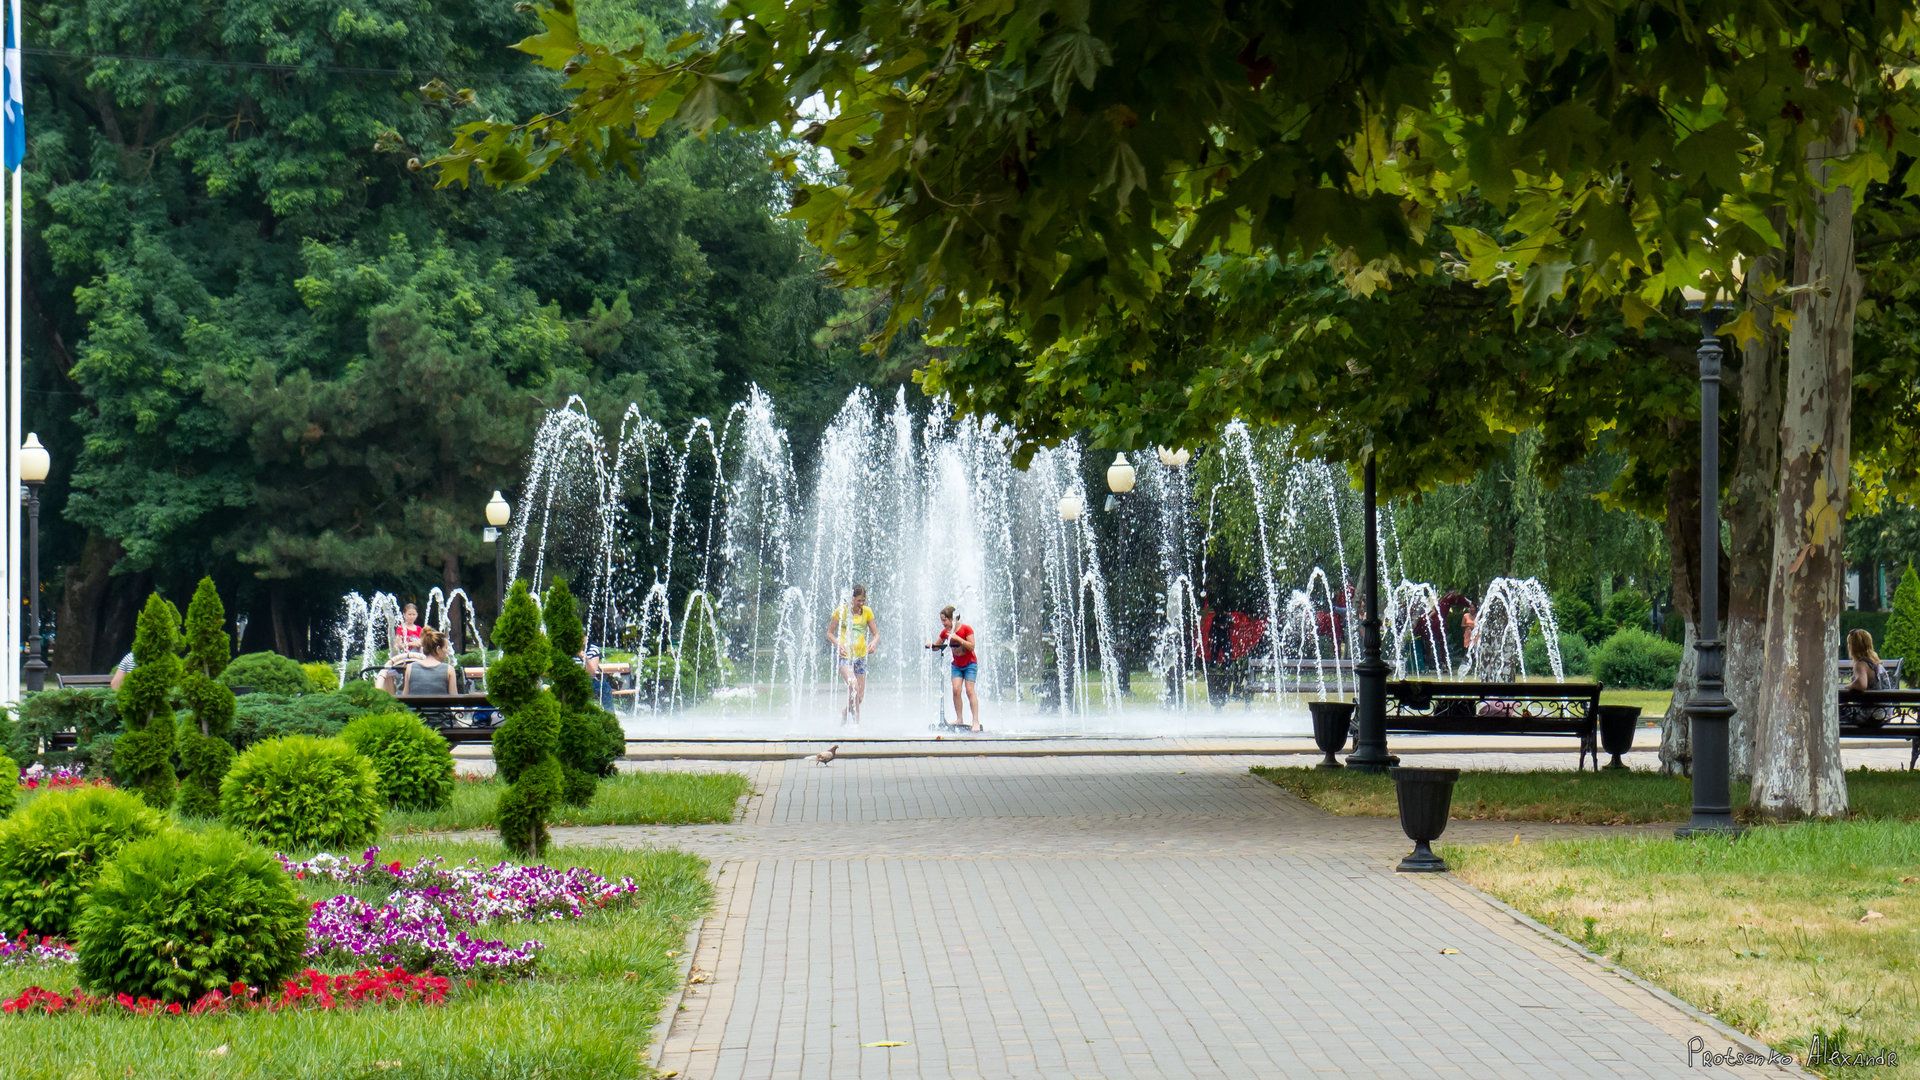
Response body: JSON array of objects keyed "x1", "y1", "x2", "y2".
[
  {"x1": 177, "y1": 577, "x2": 237, "y2": 817},
  {"x1": 491, "y1": 581, "x2": 562, "y2": 856},
  {"x1": 545, "y1": 579, "x2": 620, "y2": 806},
  {"x1": 1886, "y1": 562, "x2": 1920, "y2": 687},
  {"x1": 114, "y1": 594, "x2": 182, "y2": 810}
]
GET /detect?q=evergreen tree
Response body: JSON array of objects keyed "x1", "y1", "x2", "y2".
[
  {"x1": 490, "y1": 581, "x2": 562, "y2": 856},
  {"x1": 114, "y1": 594, "x2": 182, "y2": 810},
  {"x1": 176, "y1": 577, "x2": 237, "y2": 817},
  {"x1": 543, "y1": 579, "x2": 624, "y2": 806},
  {"x1": 1885, "y1": 563, "x2": 1920, "y2": 686}
]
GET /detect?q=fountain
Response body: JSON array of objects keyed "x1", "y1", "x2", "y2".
[{"x1": 478, "y1": 387, "x2": 1562, "y2": 738}]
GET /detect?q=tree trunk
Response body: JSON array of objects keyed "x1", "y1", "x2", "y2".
[
  {"x1": 1750, "y1": 111, "x2": 1856, "y2": 819},
  {"x1": 1659, "y1": 448, "x2": 1702, "y2": 774},
  {"x1": 1724, "y1": 240, "x2": 1787, "y2": 780},
  {"x1": 51, "y1": 533, "x2": 124, "y2": 673},
  {"x1": 270, "y1": 582, "x2": 292, "y2": 657}
]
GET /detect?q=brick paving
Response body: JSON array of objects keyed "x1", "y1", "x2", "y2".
[{"x1": 539, "y1": 754, "x2": 1810, "y2": 1079}]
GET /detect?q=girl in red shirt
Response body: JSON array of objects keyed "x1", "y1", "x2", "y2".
[{"x1": 930, "y1": 605, "x2": 982, "y2": 732}]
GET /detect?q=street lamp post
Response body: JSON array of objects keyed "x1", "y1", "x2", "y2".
[
  {"x1": 485, "y1": 491, "x2": 512, "y2": 621},
  {"x1": 1346, "y1": 450, "x2": 1395, "y2": 772},
  {"x1": 19, "y1": 434, "x2": 51, "y2": 692},
  {"x1": 1677, "y1": 283, "x2": 1741, "y2": 838}
]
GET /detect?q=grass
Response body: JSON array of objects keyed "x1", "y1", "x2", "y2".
[
  {"x1": 1450, "y1": 821, "x2": 1920, "y2": 1077},
  {"x1": 1254, "y1": 766, "x2": 1920, "y2": 825},
  {"x1": 0, "y1": 838, "x2": 712, "y2": 1078},
  {"x1": 385, "y1": 771, "x2": 751, "y2": 835},
  {"x1": 1598, "y1": 687, "x2": 1672, "y2": 714}
]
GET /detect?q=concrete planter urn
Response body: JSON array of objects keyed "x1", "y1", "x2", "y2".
[
  {"x1": 1596, "y1": 705, "x2": 1642, "y2": 770},
  {"x1": 1390, "y1": 767, "x2": 1460, "y2": 873},
  {"x1": 1307, "y1": 701, "x2": 1355, "y2": 769}
]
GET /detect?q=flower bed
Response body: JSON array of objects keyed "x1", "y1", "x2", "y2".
[
  {"x1": 3, "y1": 968, "x2": 448, "y2": 1016},
  {"x1": 0, "y1": 932, "x2": 77, "y2": 966},
  {"x1": 17, "y1": 764, "x2": 106, "y2": 791},
  {"x1": 283, "y1": 847, "x2": 643, "y2": 976}
]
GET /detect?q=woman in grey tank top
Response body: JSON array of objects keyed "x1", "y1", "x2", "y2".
[{"x1": 402, "y1": 627, "x2": 457, "y2": 696}]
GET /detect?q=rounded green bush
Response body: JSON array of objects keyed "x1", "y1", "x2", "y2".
[
  {"x1": 77, "y1": 829, "x2": 308, "y2": 1002},
  {"x1": 1593, "y1": 627, "x2": 1684, "y2": 690},
  {"x1": 1522, "y1": 630, "x2": 1591, "y2": 678},
  {"x1": 220, "y1": 735, "x2": 383, "y2": 851},
  {"x1": 340, "y1": 711, "x2": 455, "y2": 810},
  {"x1": 0, "y1": 753, "x2": 17, "y2": 818},
  {"x1": 0, "y1": 786, "x2": 168, "y2": 936},
  {"x1": 333, "y1": 678, "x2": 407, "y2": 713},
  {"x1": 218, "y1": 651, "x2": 311, "y2": 696},
  {"x1": 301, "y1": 661, "x2": 342, "y2": 694}
]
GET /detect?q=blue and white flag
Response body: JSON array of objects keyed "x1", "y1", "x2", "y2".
[{"x1": 3, "y1": 0, "x2": 21, "y2": 171}]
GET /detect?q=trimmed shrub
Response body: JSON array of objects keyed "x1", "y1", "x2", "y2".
[
  {"x1": 1593, "y1": 627, "x2": 1685, "y2": 690},
  {"x1": 302, "y1": 662, "x2": 342, "y2": 694},
  {"x1": 1842, "y1": 609, "x2": 1891, "y2": 645},
  {"x1": 340, "y1": 712, "x2": 455, "y2": 811},
  {"x1": 333, "y1": 677, "x2": 407, "y2": 713},
  {"x1": 179, "y1": 578, "x2": 238, "y2": 812},
  {"x1": 1885, "y1": 563, "x2": 1920, "y2": 685},
  {"x1": 1603, "y1": 587, "x2": 1653, "y2": 635},
  {"x1": 545, "y1": 579, "x2": 606, "y2": 806},
  {"x1": 230, "y1": 691, "x2": 385, "y2": 748},
  {"x1": 492, "y1": 581, "x2": 561, "y2": 855},
  {"x1": 1522, "y1": 631, "x2": 1592, "y2": 678},
  {"x1": 0, "y1": 786, "x2": 168, "y2": 936},
  {"x1": 8, "y1": 688, "x2": 119, "y2": 770},
  {"x1": 175, "y1": 725, "x2": 237, "y2": 819},
  {"x1": 1549, "y1": 593, "x2": 1603, "y2": 643},
  {"x1": 219, "y1": 736, "x2": 383, "y2": 852},
  {"x1": 218, "y1": 651, "x2": 310, "y2": 696},
  {"x1": 76, "y1": 829, "x2": 308, "y2": 1002},
  {"x1": 114, "y1": 594, "x2": 181, "y2": 810},
  {"x1": 0, "y1": 753, "x2": 16, "y2": 818}
]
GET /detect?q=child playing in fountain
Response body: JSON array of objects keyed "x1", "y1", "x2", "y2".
[
  {"x1": 928, "y1": 606, "x2": 982, "y2": 733},
  {"x1": 827, "y1": 585, "x2": 880, "y2": 726}
]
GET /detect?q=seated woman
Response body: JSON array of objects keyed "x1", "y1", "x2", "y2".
[
  {"x1": 381, "y1": 603, "x2": 426, "y2": 693},
  {"x1": 401, "y1": 627, "x2": 457, "y2": 697},
  {"x1": 1843, "y1": 628, "x2": 1895, "y2": 729}
]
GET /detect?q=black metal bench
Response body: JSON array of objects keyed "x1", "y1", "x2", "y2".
[
  {"x1": 397, "y1": 693, "x2": 499, "y2": 745},
  {"x1": 1839, "y1": 689, "x2": 1920, "y2": 768},
  {"x1": 55, "y1": 673, "x2": 115, "y2": 689},
  {"x1": 1385, "y1": 679, "x2": 1603, "y2": 770}
]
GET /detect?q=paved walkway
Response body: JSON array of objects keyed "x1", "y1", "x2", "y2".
[{"x1": 547, "y1": 755, "x2": 1805, "y2": 1079}]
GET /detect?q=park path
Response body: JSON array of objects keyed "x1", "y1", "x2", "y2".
[{"x1": 554, "y1": 755, "x2": 1802, "y2": 1079}]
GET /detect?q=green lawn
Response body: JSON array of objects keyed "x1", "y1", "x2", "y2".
[
  {"x1": 386, "y1": 771, "x2": 751, "y2": 835},
  {"x1": 1451, "y1": 822, "x2": 1920, "y2": 1078},
  {"x1": 1254, "y1": 766, "x2": 1920, "y2": 825},
  {"x1": 0, "y1": 839, "x2": 710, "y2": 1077},
  {"x1": 1598, "y1": 687, "x2": 1672, "y2": 714}
]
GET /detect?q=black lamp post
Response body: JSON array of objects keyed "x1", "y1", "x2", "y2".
[
  {"x1": 485, "y1": 490, "x2": 511, "y2": 621},
  {"x1": 19, "y1": 434, "x2": 50, "y2": 692},
  {"x1": 1676, "y1": 281, "x2": 1741, "y2": 838},
  {"x1": 1347, "y1": 450, "x2": 1396, "y2": 772}
]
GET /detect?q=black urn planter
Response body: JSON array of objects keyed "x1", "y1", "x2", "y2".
[
  {"x1": 1391, "y1": 767, "x2": 1460, "y2": 872},
  {"x1": 1596, "y1": 705, "x2": 1642, "y2": 770},
  {"x1": 1307, "y1": 701, "x2": 1355, "y2": 769}
]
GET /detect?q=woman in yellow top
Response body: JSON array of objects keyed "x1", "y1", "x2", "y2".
[{"x1": 826, "y1": 584, "x2": 880, "y2": 726}]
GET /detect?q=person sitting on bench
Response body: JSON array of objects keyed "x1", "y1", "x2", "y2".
[
  {"x1": 401, "y1": 627, "x2": 456, "y2": 696},
  {"x1": 1843, "y1": 628, "x2": 1896, "y2": 727}
]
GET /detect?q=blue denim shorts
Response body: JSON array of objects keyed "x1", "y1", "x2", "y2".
[
  {"x1": 838, "y1": 656, "x2": 868, "y2": 676},
  {"x1": 950, "y1": 662, "x2": 978, "y2": 682}
]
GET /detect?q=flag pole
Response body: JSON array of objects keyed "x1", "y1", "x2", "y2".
[{"x1": 3, "y1": 0, "x2": 22, "y2": 704}]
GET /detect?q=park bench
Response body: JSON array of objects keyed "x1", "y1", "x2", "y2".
[
  {"x1": 396, "y1": 693, "x2": 499, "y2": 746},
  {"x1": 55, "y1": 673, "x2": 114, "y2": 689},
  {"x1": 1384, "y1": 679, "x2": 1604, "y2": 770}
]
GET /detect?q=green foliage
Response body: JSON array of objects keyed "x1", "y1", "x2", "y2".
[
  {"x1": 492, "y1": 581, "x2": 561, "y2": 855},
  {"x1": 1842, "y1": 610, "x2": 1892, "y2": 644},
  {"x1": 219, "y1": 652, "x2": 312, "y2": 696},
  {"x1": 1550, "y1": 593, "x2": 1603, "y2": 644},
  {"x1": 1523, "y1": 631, "x2": 1592, "y2": 678},
  {"x1": 229, "y1": 692, "x2": 376, "y2": 748},
  {"x1": 340, "y1": 712, "x2": 456, "y2": 811},
  {"x1": 113, "y1": 594, "x2": 181, "y2": 810},
  {"x1": 1885, "y1": 564, "x2": 1920, "y2": 684},
  {"x1": 76, "y1": 830, "x2": 308, "y2": 1003},
  {"x1": 333, "y1": 678, "x2": 407, "y2": 714},
  {"x1": 545, "y1": 579, "x2": 603, "y2": 806},
  {"x1": 182, "y1": 578, "x2": 238, "y2": 753},
  {"x1": 1603, "y1": 589, "x2": 1654, "y2": 636},
  {"x1": 8, "y1": 689, "x2": 120, "y2": 771},
  {"x1": 175, "y1": 724, "x2": 237, "y2": 819},
  {"x1": 219, "y1": 736, "x2": 384, "y2": 852},
  {"x1": 302, "y1": 662, "x2": 343, "y2": 695},
  {"x1": 0, "y1": 754, "x2": 16, "y2": 819},
  {"x1": 182, "y1": 577, "x2": 231, "y2": 681},
  {"x1": 1593, "y1": 628, "x2": 1685, "y2": 691},
  {"x1": 0, "y1": 786, "x2": 168, "y2": 937}
]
